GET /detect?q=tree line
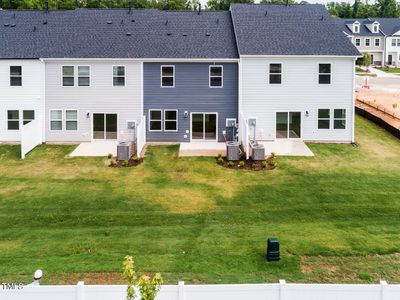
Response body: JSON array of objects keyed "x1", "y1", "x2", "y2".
[{"x1": 1, "y1": 0, "x2": 399, "y2": 18}]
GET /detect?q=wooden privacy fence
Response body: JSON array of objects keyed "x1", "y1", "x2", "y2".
[{"x1": 1, "y1": 280, "x2": 400, "y2": 300}]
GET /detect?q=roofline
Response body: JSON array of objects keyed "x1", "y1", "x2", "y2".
[
  {"x1": 40, "y1": 58, "x2": 240, "y2": 62},
  {"x1": 240, "y1": 55, "x2": 362, "y2": 58}
]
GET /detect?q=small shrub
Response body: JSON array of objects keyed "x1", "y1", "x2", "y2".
[
  {"x1": 217, "y1": 157, "x2": 224, "y2": 164},
  {"x1": 107, "y1": 153, "x2": 113, "y2": 159},
  {"x1": 251, "y1": 163, "x2": 257, "y2": 169},
  {"x1": 109, "y1": 159, "x2": 116, "y2": 167},
  {"x1": 393, "y1": 103, "x2": 398, "y2": 110},
  {"x1": 270, "y1": 152, "x2": 276, "y2": 158},
  {"x1": 227, "y1": 161, "x2": 234, "y2": 167},
  {"x1": 217, "y1": 153, "x2": 222, "y2": 159},
  {"x1": 122, "y1": 160, "x2": 129, "y2": 167},
  {"x1": 133, "y1": 156, "x2": 141, "y2": 162},
  {"x1": 239, "y1": 161, "x2": 245, "y2": 167},
  {"x1": 261, "y1": 161, "x2": 267, "y2": 168}
]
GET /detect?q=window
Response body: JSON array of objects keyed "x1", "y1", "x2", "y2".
[
  {"x1": 50, "y1": 110, "x2": 62, "y2": 130},
  {"x1": 373, "y1": 25, "x2": 379, "y2": 33},
  {"x1": 149, "y1": 110, "x2": 162, "y2": 131},
  {"x1": 318, "y1": 109, "x2": 330, "y2": 129},
  {"x1": 318, "y1": 64, "x2": 331, "y2": 84},
  {"x1": 269, "y1": 64, "x2": 282, "y2": 84},
  {"x1": 66, "y1": 110, "x2": 78, "y2": 130},
  {"x1": 62, "y1": 66, "x2": 74, "y2": 86},
  {"x1": 7, "y1": 110, "x2": 19, "y2": 130},
  {"x1": 355, "y1": 38, "x2": 361, "y2": 46},
  {"x1": 164, "y1": 110, "x2": 178, "y2": 131},
  {"x1": 397, "y1": 39, "x2": 400, "y2": 46},
  {"x1": 78, "y1": 66, "x2": 90, "y2": 86},
  {"x1": 365, "y1": 38, "x2": 370, "y2": 46},
  {"x1": 334, "y1": 109, "x2": 346, "y2": 129},
  {"x1": 375, "y1": 38, "x2": 380, "y2": 47},
  {"x1": 354, "y1": 24, "x2": 360, "y2": 33},
  {"x1": 392, "y1": 39, "x2": 397, "y2": 46},
  {"x1": 113, "y1": 66, "x2": 125, "y2": 86},
  {"x1": 209, "y1": 66, "x2": 223, "y2": 87},
  {"x1": 10, "y1": 66, "x2": 22, "y2": 86},
  {"x1": 23, "y1": 110, "x2": 35, "y2": 125},
  {"x1": 161, "y1": 66, "x2": 174, "y2": 87}
]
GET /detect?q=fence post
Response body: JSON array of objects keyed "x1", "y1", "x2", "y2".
[
  {"x1": 380, "y1": 280, "x2": 388, "y2": 300},
  {"x1": 178, "y1": 281, "x2": 185, "y2": 300},
  {"x1": 279, "y1": 279, "x2": 286, "y2": 300},
  {"x1": 76, "y1": 281, "x2": 85, "y2": 300}
]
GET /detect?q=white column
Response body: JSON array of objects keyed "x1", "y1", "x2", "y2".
[
  {"x1": 279, "y1": 279, "x2": 286, "y2": 300},
  {"x1": 178, "y1": 281, "x2": 185, "y2": 300},
  {"x1": 76, "y1": 281, "x2": 85, "y2": 300}
]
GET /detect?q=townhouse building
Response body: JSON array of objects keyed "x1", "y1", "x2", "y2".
[
  {"x1": 336, "y1": 18, "x2": 400, "y2": 66},
  {"x1": 0, "y1": 4, "x2": 359, "y2": 150}
]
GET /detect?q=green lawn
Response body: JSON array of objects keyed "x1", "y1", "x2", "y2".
[
  {"x1": 0, "y1": 116, "x2": 400, "y2": 285},
  {"x1": 375, "y1": 67, "x2": 400, "y2": 74}
]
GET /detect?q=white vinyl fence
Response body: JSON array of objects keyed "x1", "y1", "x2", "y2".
[
  {"x1": 239, "y1": 112, "x2": 250, "y2": 159},
  {"x1": 1, "y1": 280, "x2": 399, "y2": 300},
  {"x1": 136, "y1": 115, "x2": 146, "y2": 158},
  {"x1": 21, "y1": 118, "x2": 42, "y2": 159}
]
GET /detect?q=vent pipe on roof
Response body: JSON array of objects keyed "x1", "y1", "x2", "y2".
[
  {"x1": 320, "y1": 15, "x2": 324, "y2": 21},
  {"x1": 128, "y1": 7, "x2": 132, "y2": 14},
  {"x1": 198, "y1": 3, "x2": 201, "y2": 15},
  {"x1": 33, "y1": 25, "x2": 37, "y2": 31},
  {"x1": 265, "y1": 10, "x2": 268, "y2": 16},
  {"x1": 45, "y1": 0, "x2": 49, "y2": 12},
  {"x1": 216, "y1": 18, "x2": 219, "y2": 24},
  {"x1": 165, "y1": 20, "x2": 168, "y2": 25},
  {"x1": 285, "y1": 0, "x2": 288, "y2": 6}
]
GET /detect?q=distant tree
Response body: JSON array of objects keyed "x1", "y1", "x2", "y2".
[
  {"x1": 327, "y1": 1, "x2": 353, "y2": 18},
  {"x1": 352, "y1": 0, "x2": 359, "y2": 17},
  {"x1": 362, "y1": 52, "x2": 372, "y2": 68},
  {"x1": 157, "y1": 0, "x2": 187, "y2": 10},
  {"x1": 260, "y1": 0, "x2": 296, "y2": 4},
  {"x1": 206, "y1": 0, "x2": 254, "y2": 11},
  {"x1": 376, "y1": 0, "x2": 400, "y2": 17},
  {"x1": 186, "y1": 0, "x2": 200, "y2": 10}
]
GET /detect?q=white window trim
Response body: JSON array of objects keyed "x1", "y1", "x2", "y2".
[
  {"x1": 164, "y1": 109, "x2": 178, "y2": 132},
  {"x1": 392, "y1": 39, "x2": 397, "y2": 47},
  {"x1": 209, "y1": 65, "x2": 224, "y2": 88},
  {"x1": 355, "y1": 38, "x2": 361, "y2": 47},
  {"x1": 189, "y1": 112, "x2": 219, "y2": 142},
  {"x1": 333, "y1": 109, "x2": 347, "y2": 130},
  {"x1": 373, "y1": 24, "x2": 379, "y2": 33},
  {"x1": 149, "y1": 109, "x2": 163, "y2": 132},
  {"x1": 318, "y1": 63, "x2": 332, "y2": 85},
  {"x1": 354, "y1": 25, "x2": 360, "y2": 33},
  {"x1": 10, "y1": 66, "x2": 22, "y2": 87},
  {"x1": 65, "y1": 109, "x2": 79, "y2": 131},
  {"x1": 112, "y1": 65, "x2": 126, "y2": 87},
  {"x1": 62, "y1": 66, "x2": 75, "y2": 87},
  {"x1": 90, "y1": 112, "x2": 119, "y2": 141},
  {"x1": 268, "y1": 63, "x2": 282, "y2": 85},
  {"x1": 7, "y1": 110, "x2": 20, "y2": 131},
  {"x1": 50, "y1": 109, "x2": 63, "y2": 131},
  {"x1": 22, "y1": 110, "x2": 35, "y2": 125},
  {"x1": 317, "y1": 109, "x2": 331, "y2": 130},
  {"x1": 160, "y1": 65, "x2": 175, "y2": 88},
  {"x1": 77, "y1": 66, "x2": 91, "y2": 87},
  {"x1": 374, "y1": 38, "x2": 380, "y2": 47},
  {"x1": 365, "y1": 38, "x2": 371, "y2": 47}
]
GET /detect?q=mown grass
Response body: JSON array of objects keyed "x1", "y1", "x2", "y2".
[{"x1": 0, "y1": 116, "x2": 399, "y2": 285}]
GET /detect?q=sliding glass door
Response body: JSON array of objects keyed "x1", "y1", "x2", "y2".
[
  {"x1": 93, "y1": 113, "x2": 118, "y2": 140},
  {"x1": 276, "y1": 112, "x2": 301, "y2": 139},
  {"x1": 191, "y1": 113, "x2": 217, "y2": 141}
]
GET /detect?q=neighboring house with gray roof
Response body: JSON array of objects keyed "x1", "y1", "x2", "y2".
[
  {"x1": 335, "y1": 18, "x2": 400, "y2": 66},
  {"x1": 0, "y1": 4, "x2": 359, "y2": 149},
  {"x1": 231, "y1": 4, "x2": 360, "y2": 144}
]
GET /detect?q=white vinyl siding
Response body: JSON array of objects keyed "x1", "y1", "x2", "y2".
[{"x1": 240, "y1": 57, "x2": 354, "y2": 142}]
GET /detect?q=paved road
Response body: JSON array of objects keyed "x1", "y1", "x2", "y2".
[{"x1": 356, "y1": 76, "x2": 400, "y2": 93}]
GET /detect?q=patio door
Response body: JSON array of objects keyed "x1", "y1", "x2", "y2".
[
  {"x1": 191, "y1": 113, "x2": 217, "y2": 141},
  {"x1": 93, "y1": 113, "x2": 118, "y2": 140},
  {"x1": 276, "y1": 112, "x2": 301, "y2": 139},
  {"x1": 388, "y1": 55, "x2": 393, "y2": 65}
]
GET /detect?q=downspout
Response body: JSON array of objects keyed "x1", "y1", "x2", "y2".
[
  {"x1": 351, "y1": 57, "x2": 356, "y2": 144},
  {"x1": 39, "y1": 58, "x2": 46, "y2": 143}
]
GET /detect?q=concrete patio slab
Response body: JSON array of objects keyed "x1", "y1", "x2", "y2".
[
  {"x1": 179, "y1": 142, "x2": 226, "y2": 157},
  {"x1": 259, "y1": 140, "x2": 314, "y2": 157},
  {"x1": 69, "y1": 141, "x2": 118, "y2": 157}
]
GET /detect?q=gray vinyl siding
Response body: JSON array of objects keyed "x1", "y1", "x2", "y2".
[{"x1": 144, "y1": 62, "x2": 238, "y2": 142}]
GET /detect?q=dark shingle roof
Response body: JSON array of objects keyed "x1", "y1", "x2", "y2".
[
  {"x1": 335, "y1": 18, "x2": 400, "y2": 36},
  {"x1": 230, "y1": 4, "x2": 360, "y2": 56},
  {"x1": 334, "y1": 18, "x2": 384, "y2": 36},
  {"x1": 0, "y1": 9, "x2": 238, "y2": 59}
]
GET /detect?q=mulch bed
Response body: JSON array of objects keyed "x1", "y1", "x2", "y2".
[
  {"x1": 107, "y1": 157, "x2": 144, "y2": 168},
  {"x1": 216, "y1": 155, "x2": 277, "y2": 171}
]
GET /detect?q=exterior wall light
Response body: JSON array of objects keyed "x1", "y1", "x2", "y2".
[{"x1": 184, "y1": 111, "x2": 189, "y2": 118}]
